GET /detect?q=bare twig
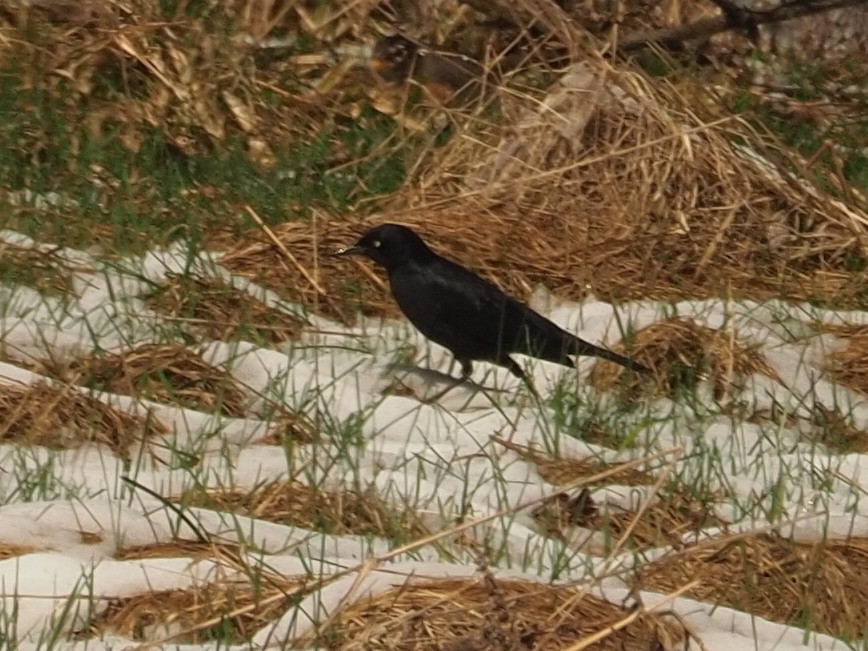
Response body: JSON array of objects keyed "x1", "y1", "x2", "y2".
[{"x1": 618, "y1": 0, "x2": 868, "y2": 53}]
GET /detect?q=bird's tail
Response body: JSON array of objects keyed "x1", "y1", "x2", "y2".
[{"x1": 573, "y1": 340, "x2": 650, "y2": 373}]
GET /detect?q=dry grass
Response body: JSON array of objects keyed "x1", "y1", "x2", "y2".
[
  {"x1": 177, "y1": 480, "x2": 430, "y2": 540},
  {"x1": 320, "y1": 575, "x2": 687, "y2": 651},
  {"x1": 0, "y1": 0, "x2": 419, "y2": 183},
  {"x1": 532, "y1": 489, "x2": 723, "y2": 554},
  {"x1": 53, "y1": 343, "x2": 250, "y2": 417},
  {"x1": 95, "y1": 544, "x2": 690, "y2": 648},
  {"x1": 0, "y1": 380, "x2": 164, "y2": 458},
  {"x1": 825, "y1": 325, "x2": 868, "y2": 396},
  {"x1": 79, "y1": 530, "x2": 104, "y2": 544},
  {"x1": 0, "y1": 543, "x2": 36, "y2": 559},
  {"x1": 745, "y1": 397, "x2": 868, "y2": 454},
  {"x1": 802, "y1": 404, "x2": 868, "y2": 454},
  {"x1": 90, "y1": 537, "x2": 307, "y2": 642},
  {"x1": 590, "y1": 495, "x2": 723, "y2": 552},
  {"x1": 494, "y1": 437, "x2": 655, "y2": 487},
  {"x1": 1, "y1": 2, "x2": 867, "y2": 648},
  {"x1": 641, "y1": 533, "x2": 868, "y2": 640},
  {"x1": 3, "y1": 0, "x2": 864, "y2": 323},
  {"x1": 255, "y1": 410, "x2": 319, "y2": 445},
  {"x1": 589, "y1": 317, "x2": 780, "y2": 400},
  {"x1": 115, "y1": 539, "x2": 242, "y2": 561},
  {"x1": 3, "y1": 342, "x2": 317, "y2": 442},
  {"x1": 217, "y1": 222, "x2": 388, "y2": 323},
  {"x1": 213, "y1": 42, "x2": 867, "y2": 323},
  {"x1": 495, "y1": 439, "x2": 720, "y2": 553},
  {"x1": 0, "y1": 242, "x2": 78, "y2": 294},
  {"x1": 84, "y1": 579, "x2": 300, "y2": 643},
  {"x1": 401, "y1": 23, "x2": 868, "y2": 305},
  {"x1": 145, "y1": 273, "x2": 306, "y2": 345}
]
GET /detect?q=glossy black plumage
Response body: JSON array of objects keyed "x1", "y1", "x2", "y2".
[{"x1": 336, "y1": 224, "x2": 648, "y2": 381}]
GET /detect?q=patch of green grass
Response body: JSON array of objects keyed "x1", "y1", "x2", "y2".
[
  {"x1": 0, "y1": 66, "x2": 405, "y2": 254},
  {"x1": 727, "y1": 59, "x2": 868, "y2": 194},
  {"x1": 547, "y1": 388, "x2": 646, "y2": 450}
]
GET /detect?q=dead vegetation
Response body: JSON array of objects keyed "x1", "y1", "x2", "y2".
[
  {"x1": 494, "y1": 437, "x2": 656, "y2": 487},
  {"x1": 89, "y1": 538, "x2": 308, "y2": 642},
  {"x1": 825, "y1": 325, "x2": 868, "y2": 396},
  {"x1": 21, "y1": 343, "x2": 250, "y2": 417},
  {"x1": 0, "y1": 380, "x2": 164, "y2": 458},
  {"x1": 0, "y1": 543, "x2": 36, "y2": 559},
  {"x1": 84, "y1": 575, "x2": 302, "y2": 643},
  {"x1": 1, "y1": 0, "x2": 845, "y2": 326},
  {"x1": 115, "y1": 540, "x2": 231, "y2": 561},
  {"x1": 87, "y1": 546, "x2": 691, "y2": 649},
  {"x1": 0, "y1": 242, "x2": 78, "y2": 294},
  {"x1": 216, "y1": 58, "x2": 868, "y2": 327},
  {"x1": 0, "y1": 0, "x2": 863, "y2": 323},
  {"x1": 641, "y1": 533, "x2": 868, "y2": 641},
  {"x1": 496, "y1": 439, "x2": 723, "y2": 554},
  {"x1": 1, "y1": 342, "x2": 318, "y2": 442},
  {"x1": 177, "y1": 480, "x2": 430, "y2": 541},
  {"x1": 320, "y1": 575, "x2": 688, "y2": 651},
  {"x1": 742, "y1": 391, "x2": 868, "y2": 453},
  {"x1": 801, "y1": 404, "x2": 868, "y2": 453},
  {"x1": 532, "y1": 489, "x2": 724, "y2": 554},
  {"x1": 589, "y1": 317, "x2": 781, "y2": 400},
  {"x1": 144, "y1": 273, "x2": 306, "y2": 345}
]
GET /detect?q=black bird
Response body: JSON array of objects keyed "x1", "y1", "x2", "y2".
[{"x1": 336, "y1": 224, "x2": 648, "y2": 387}]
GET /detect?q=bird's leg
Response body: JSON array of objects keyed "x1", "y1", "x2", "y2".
[
  {"x1": 503, "y1": 357, "x2": 526, "y2": 380},
  {"x1": 420, "y1": 358, "x2": 473, "y2": 404},
  {"x1": 502, "y1": 355, "x2": 543, "y2": 402}
]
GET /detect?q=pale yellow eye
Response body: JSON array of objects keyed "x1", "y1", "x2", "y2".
[{"x1": 372, "y1": 240, "x2": 382, "y2": 248}]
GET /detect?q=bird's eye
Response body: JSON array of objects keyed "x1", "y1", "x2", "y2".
[{"x1": 372, "y1": 240, "x2": 382, "y2": 248}]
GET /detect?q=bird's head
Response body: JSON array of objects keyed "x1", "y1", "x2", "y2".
[
  {"x1": 335, "y1": 223, "x2": 433, "y2": 271},
  {"x1": 370, "y1": 34, "x2": 418, "y2": 84}
]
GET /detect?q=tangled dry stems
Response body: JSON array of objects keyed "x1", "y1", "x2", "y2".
[
  {"x1": 67, "y1": 343, "x2": 315, "y2": 442},
  {"x1": 589, "y1": 316, "x2": 781, "y2": 400},
  {"x1": 825, "y1": 325, "x2": 868, "y2": 395},
  {"x1": 642, "y1": 533, "x2": 868, "y2": 640},
  {"x1": 494, "y1": 437, "x2": 656, "y2": 487},
  {"x1": 2, "y1": 343, "x2": 316, "y2": 444},
  {"x1": 54, "y1": 343, "x2": 250, "y2": 417},
  {"x1": 0, "y1": 242, "x2": 78, "y2": 294},
  {"x1": 532, "y1": 489, "x2": 724, "y2": 555},
  {"x1": 326, "y1": 576, "x2": 687, "y2": 651},
  {"x1": 0, "y1": 381, "x2": 164, "y2": 458},
  {"x1": 218, "y1": 60, "x2": 868, "y2": 330},
  {"x1": 85, "y1": 576, "x2": 301, "y2": 643},
  {"x1": 145, "y1": 273, "x2": 306, "y2": 345},
  {"x1": 4, "y1": 1, "x2": 866, "y2": 326},
  {"x1": 92, "y1": 538, "x2": 310, "y2": 642},
  {"x1": 177, "y1": 480, "x2": 430, "y2": 540},
  {"x1": 0, "y1": 543, "x2": 37, "y2": 559}
]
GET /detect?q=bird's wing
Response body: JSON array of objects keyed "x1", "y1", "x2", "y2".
[
  {"x1": 391, "y1": 257, "x2": 648, "y2": 373},
  {"x1": 400, "y1": 259, "x2": 609, "y2": 360},
  {"x1": 390, "y1": 258, "x2": 523, "y2": 361}
]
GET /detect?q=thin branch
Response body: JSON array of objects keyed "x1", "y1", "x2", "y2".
[{"x1": 618, "y1": 0, "x2": 868, "y2": 53}]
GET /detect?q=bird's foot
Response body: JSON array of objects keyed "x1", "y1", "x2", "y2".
[{"x1": 419, "y1": 375, "x2": 468, "y2": 404}]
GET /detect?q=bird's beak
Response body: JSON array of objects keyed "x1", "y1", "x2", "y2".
[
  {"x1": 333, "y1": 244, "x2": 365, "y2": 257},
  {"x1": 369, "y1": 57, "x2": 388, "y2": 73}
]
